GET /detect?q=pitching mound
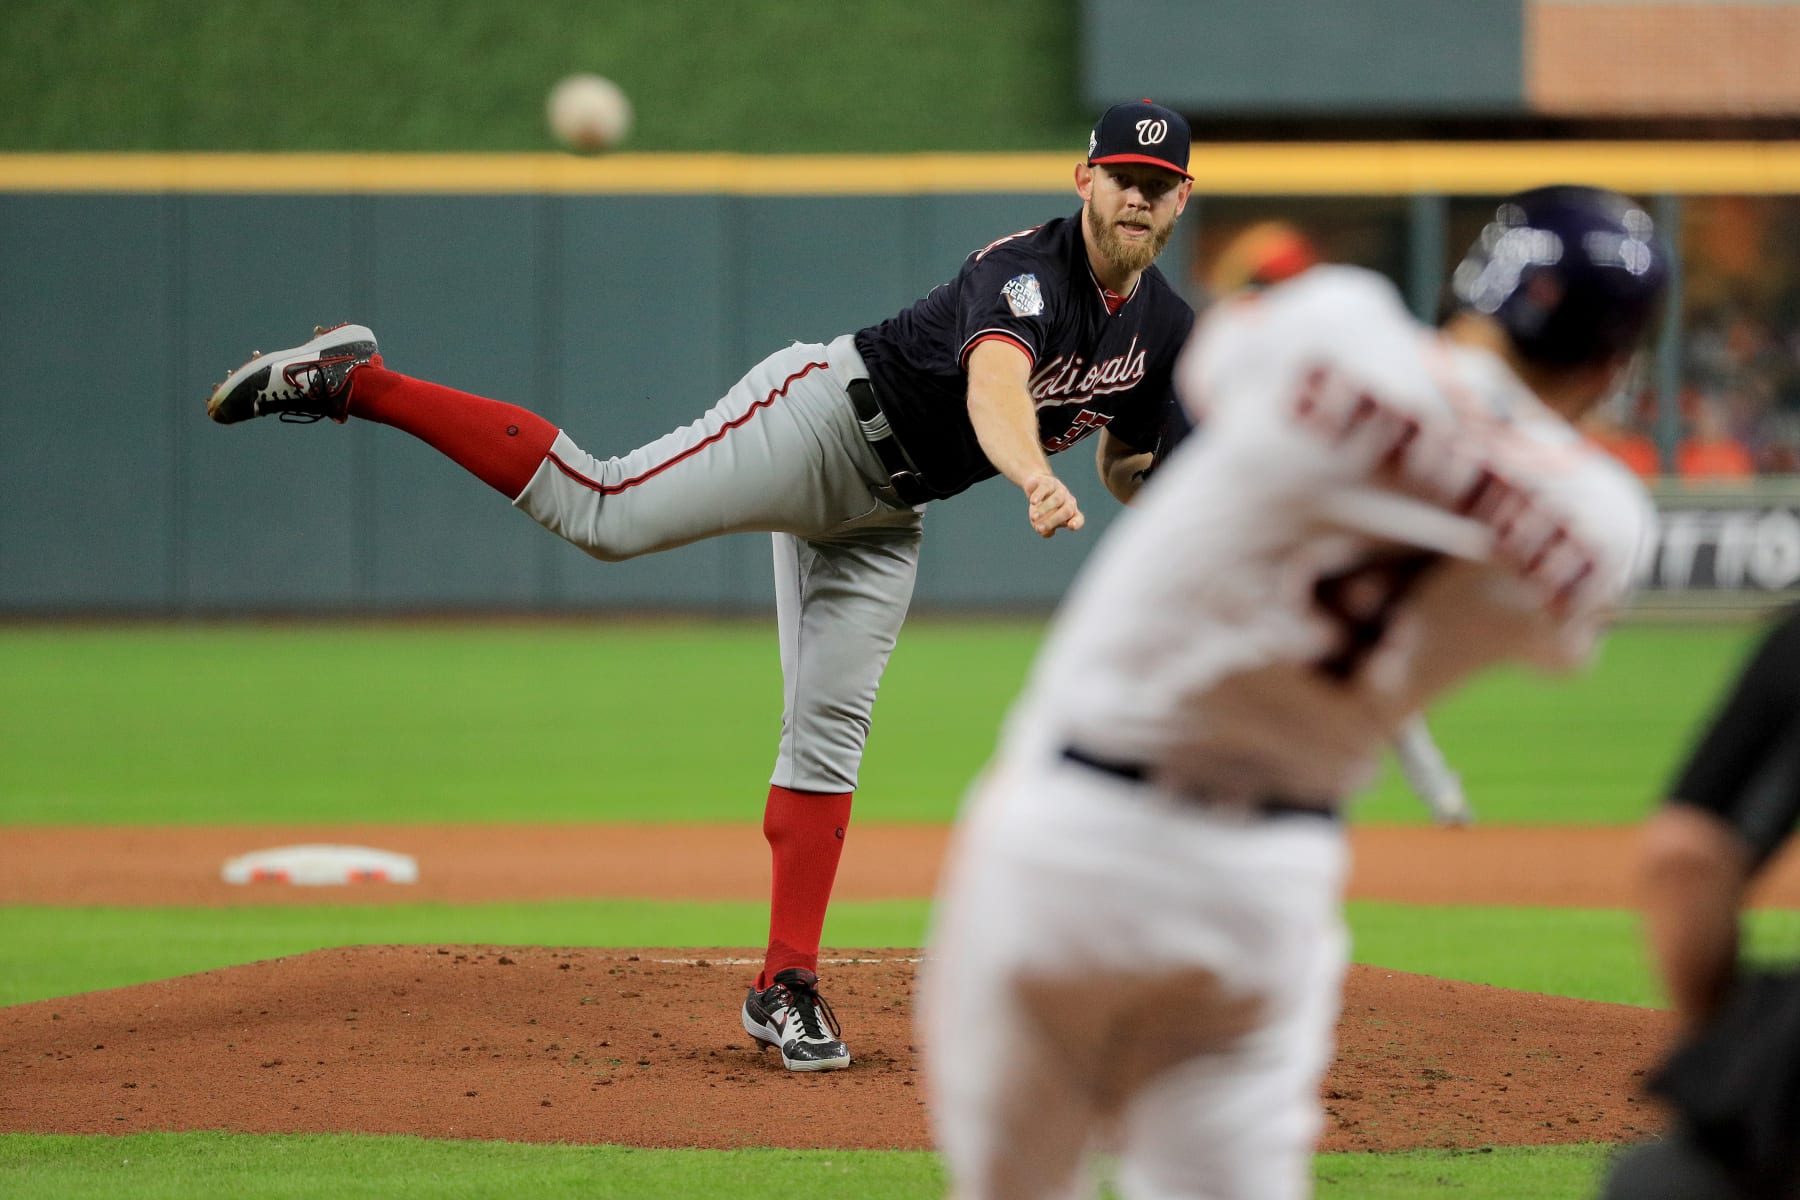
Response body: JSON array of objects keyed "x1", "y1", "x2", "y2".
[{"x1": 0, "y1": 946, "x2": 1672, "y2": 1152}]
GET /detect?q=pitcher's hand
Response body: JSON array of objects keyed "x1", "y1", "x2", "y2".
[{"x1": 1025, "y1": 474, "x2": 1085, "y2": 538}]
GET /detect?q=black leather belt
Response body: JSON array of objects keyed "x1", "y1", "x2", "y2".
[
  {"x1": 1060, "y1": 745, "x2": 1339, "y2": 823},
  {"x1": 847, "y1": 377, "x2": 934, "y2": 506}
]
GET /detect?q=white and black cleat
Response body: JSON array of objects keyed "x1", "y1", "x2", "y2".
[
  {"x1": 206, "y1": 323, "x2": 378, "y2": 425},
  {"x1": 741, "y1": 967, "x2": 851, "y2": 1072}
]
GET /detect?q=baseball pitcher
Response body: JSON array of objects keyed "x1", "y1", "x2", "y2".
[{"x1": 205, "y1": 101, "x2": 1196, "y2": 1072}]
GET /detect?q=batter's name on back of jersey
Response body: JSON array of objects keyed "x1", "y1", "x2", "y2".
[{"x1": 1292, "y1": 362, "x2": 1603, "y2": 615}]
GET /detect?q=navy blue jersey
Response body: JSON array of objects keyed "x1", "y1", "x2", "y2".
[{"x1": 853, "y1": 212, "x2": 1195, "y2": 499}]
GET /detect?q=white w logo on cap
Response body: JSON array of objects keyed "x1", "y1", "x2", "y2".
[{"x1": 1135, "y1": 119, "x2": 1168, "y2": 145}]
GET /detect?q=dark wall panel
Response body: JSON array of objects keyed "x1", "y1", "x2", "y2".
[
  {"x1": 1082, "y1": 0, "x2": 1523, "y2": 114},
  {"x1": 919, "y1": 191, "x2": 1076, "y2": 285},
  {"x1": 2, "y1": 189, "x2": 1172, "y2": 614},
  {"x1": 547, "y1": 194, "x2": 746, "y2": 609},
  {"x1": 0, "y1": 197, "x2": 179, "y2": 607},
  {"x1": 914, "y1": 451, "x2": 1129, "y2": 607},
  {"x1": 178, "y1": 196, "x2": 365, "y2": 609},
  {"x1": 737, "y1": 197, "x2": 912, "y2": 356},
  {"x1": 365, "y1": 195, "x2": 548, "y2": 607}
]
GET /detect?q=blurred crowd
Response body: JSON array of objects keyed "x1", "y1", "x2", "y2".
[
  {"x1": 1585, "y1": 299, "x2": 1800, "y2": 483},
  {"x1": 1196, "y1": 208, "x2": 1800, "y2": 483}
]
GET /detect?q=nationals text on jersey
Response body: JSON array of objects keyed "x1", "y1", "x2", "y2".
[{"x1": 1030, "y1": 335, "x2": 1150, "y2": 406}]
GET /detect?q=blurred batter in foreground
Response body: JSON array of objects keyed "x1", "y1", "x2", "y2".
[
  {"x1": 1187, "y1": 218, "x2": 1472, "y2": 825},
  {"x1": 921, "y1": 187, "x2": 1668, "y2": 1199}
]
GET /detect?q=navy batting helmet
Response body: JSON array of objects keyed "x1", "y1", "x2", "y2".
[{"x1": 1450, "y1": 185, "x2": 1669, "y2": 367}]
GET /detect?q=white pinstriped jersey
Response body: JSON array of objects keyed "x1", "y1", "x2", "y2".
[{"x1": 1003, "y1": 266, "x2": 1654, "y2": 803}]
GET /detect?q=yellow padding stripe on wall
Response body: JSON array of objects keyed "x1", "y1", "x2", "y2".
[{"x1": 4, "y1": 143, "x2": 1800, "y2": 195}]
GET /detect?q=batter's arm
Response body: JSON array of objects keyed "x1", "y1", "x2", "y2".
[
  {"x1": 966, "y1": 340, "x2": 1085, "y2": 537},
  {"x1": 1096, "y1": 429, "x2": 1156, "y2": 505}
]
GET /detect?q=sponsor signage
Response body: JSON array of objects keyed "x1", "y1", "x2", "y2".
[{"x1": 1636, "y1": 483, "x2": 1800, "y2": 612}]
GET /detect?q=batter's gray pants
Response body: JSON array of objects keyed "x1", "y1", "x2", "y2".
[{"x1": 513, "y1": 335, "x2": 924, "y2": 793}]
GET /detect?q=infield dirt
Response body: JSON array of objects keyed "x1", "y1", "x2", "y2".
[{"x1": 8, "y1": 823, "x2": 1800, "y2": 908}]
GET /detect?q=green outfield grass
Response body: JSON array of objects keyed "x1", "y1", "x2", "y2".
[
  {"x1": 0, "y1": 1132, "x2": 1617, "y2": 1199},
  {"x1": 0, "y1": 1135, "x2": 945, "y2": 1200},
  {"x1": 0, "y1": 623, "x2": 1020, "y2": 825},
  {"x1": 0, "y1": 898, "x2": 923, "y2": 1007},
  {"x1": 1352, "y1": 903, "x2": 1800, "y2": 1007},
  {"x1": 0, "y1": 621, "x2": 1759, "y2": 827}
]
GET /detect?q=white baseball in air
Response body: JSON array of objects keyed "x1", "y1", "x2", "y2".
[{"x1": 546, "y1": 73, "x2": 633, "y2": 153}]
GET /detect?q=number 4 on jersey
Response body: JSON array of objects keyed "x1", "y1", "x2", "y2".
[{"x1": 1311, "y1": 551, "x2": 1441, "y2": 682}]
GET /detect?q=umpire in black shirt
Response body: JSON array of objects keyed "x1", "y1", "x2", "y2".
[{"x1": 1603, "y1": 606, "x2": 1800, "y2": 1199}]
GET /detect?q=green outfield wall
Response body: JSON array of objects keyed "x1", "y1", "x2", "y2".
[
  {"x1": 1083, "y1": 0, "x2": 1524, "y2": 114},
  {"x1": 0, "y1": 179, "x2": 1165, "y2": 614},
  {"x1": 7, "y1": 145, "x2": 1800, "y2": 615}
]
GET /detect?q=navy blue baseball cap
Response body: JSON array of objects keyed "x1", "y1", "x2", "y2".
[
  {"x1": 1088, "y1": 99, "x2": 1192, "y2": 180},
  {"x1": 1451, "y1": 185, "x2": 1669, "y2": 366}
]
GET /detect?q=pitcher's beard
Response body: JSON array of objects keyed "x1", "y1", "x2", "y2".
[{"x1": 1088, "y1": 205, "x2": 1173, "y2": 277}]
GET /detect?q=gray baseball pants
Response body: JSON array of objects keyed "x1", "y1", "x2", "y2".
[{"x1": 513, "y1": 335, "x2": 924, "y2": 793}]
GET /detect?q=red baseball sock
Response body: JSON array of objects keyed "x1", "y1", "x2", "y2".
[
  {"x1": 347, "y1": 365, "x2": 559, "y2": 500},
  {"x1": 758, "y1": 784, "x2": 853, "y2": 989}
]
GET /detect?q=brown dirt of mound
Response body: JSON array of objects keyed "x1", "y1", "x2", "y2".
[
  {"x1": 5, "y1": 823, "x2": 1800, "y2": 910},
  {"x1": 0, "y1": 947, "x2": 1673, "y2": 1153},
  {"x1": 1330, "y1": 968, "x2": 1671, "y2": 1152}
]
